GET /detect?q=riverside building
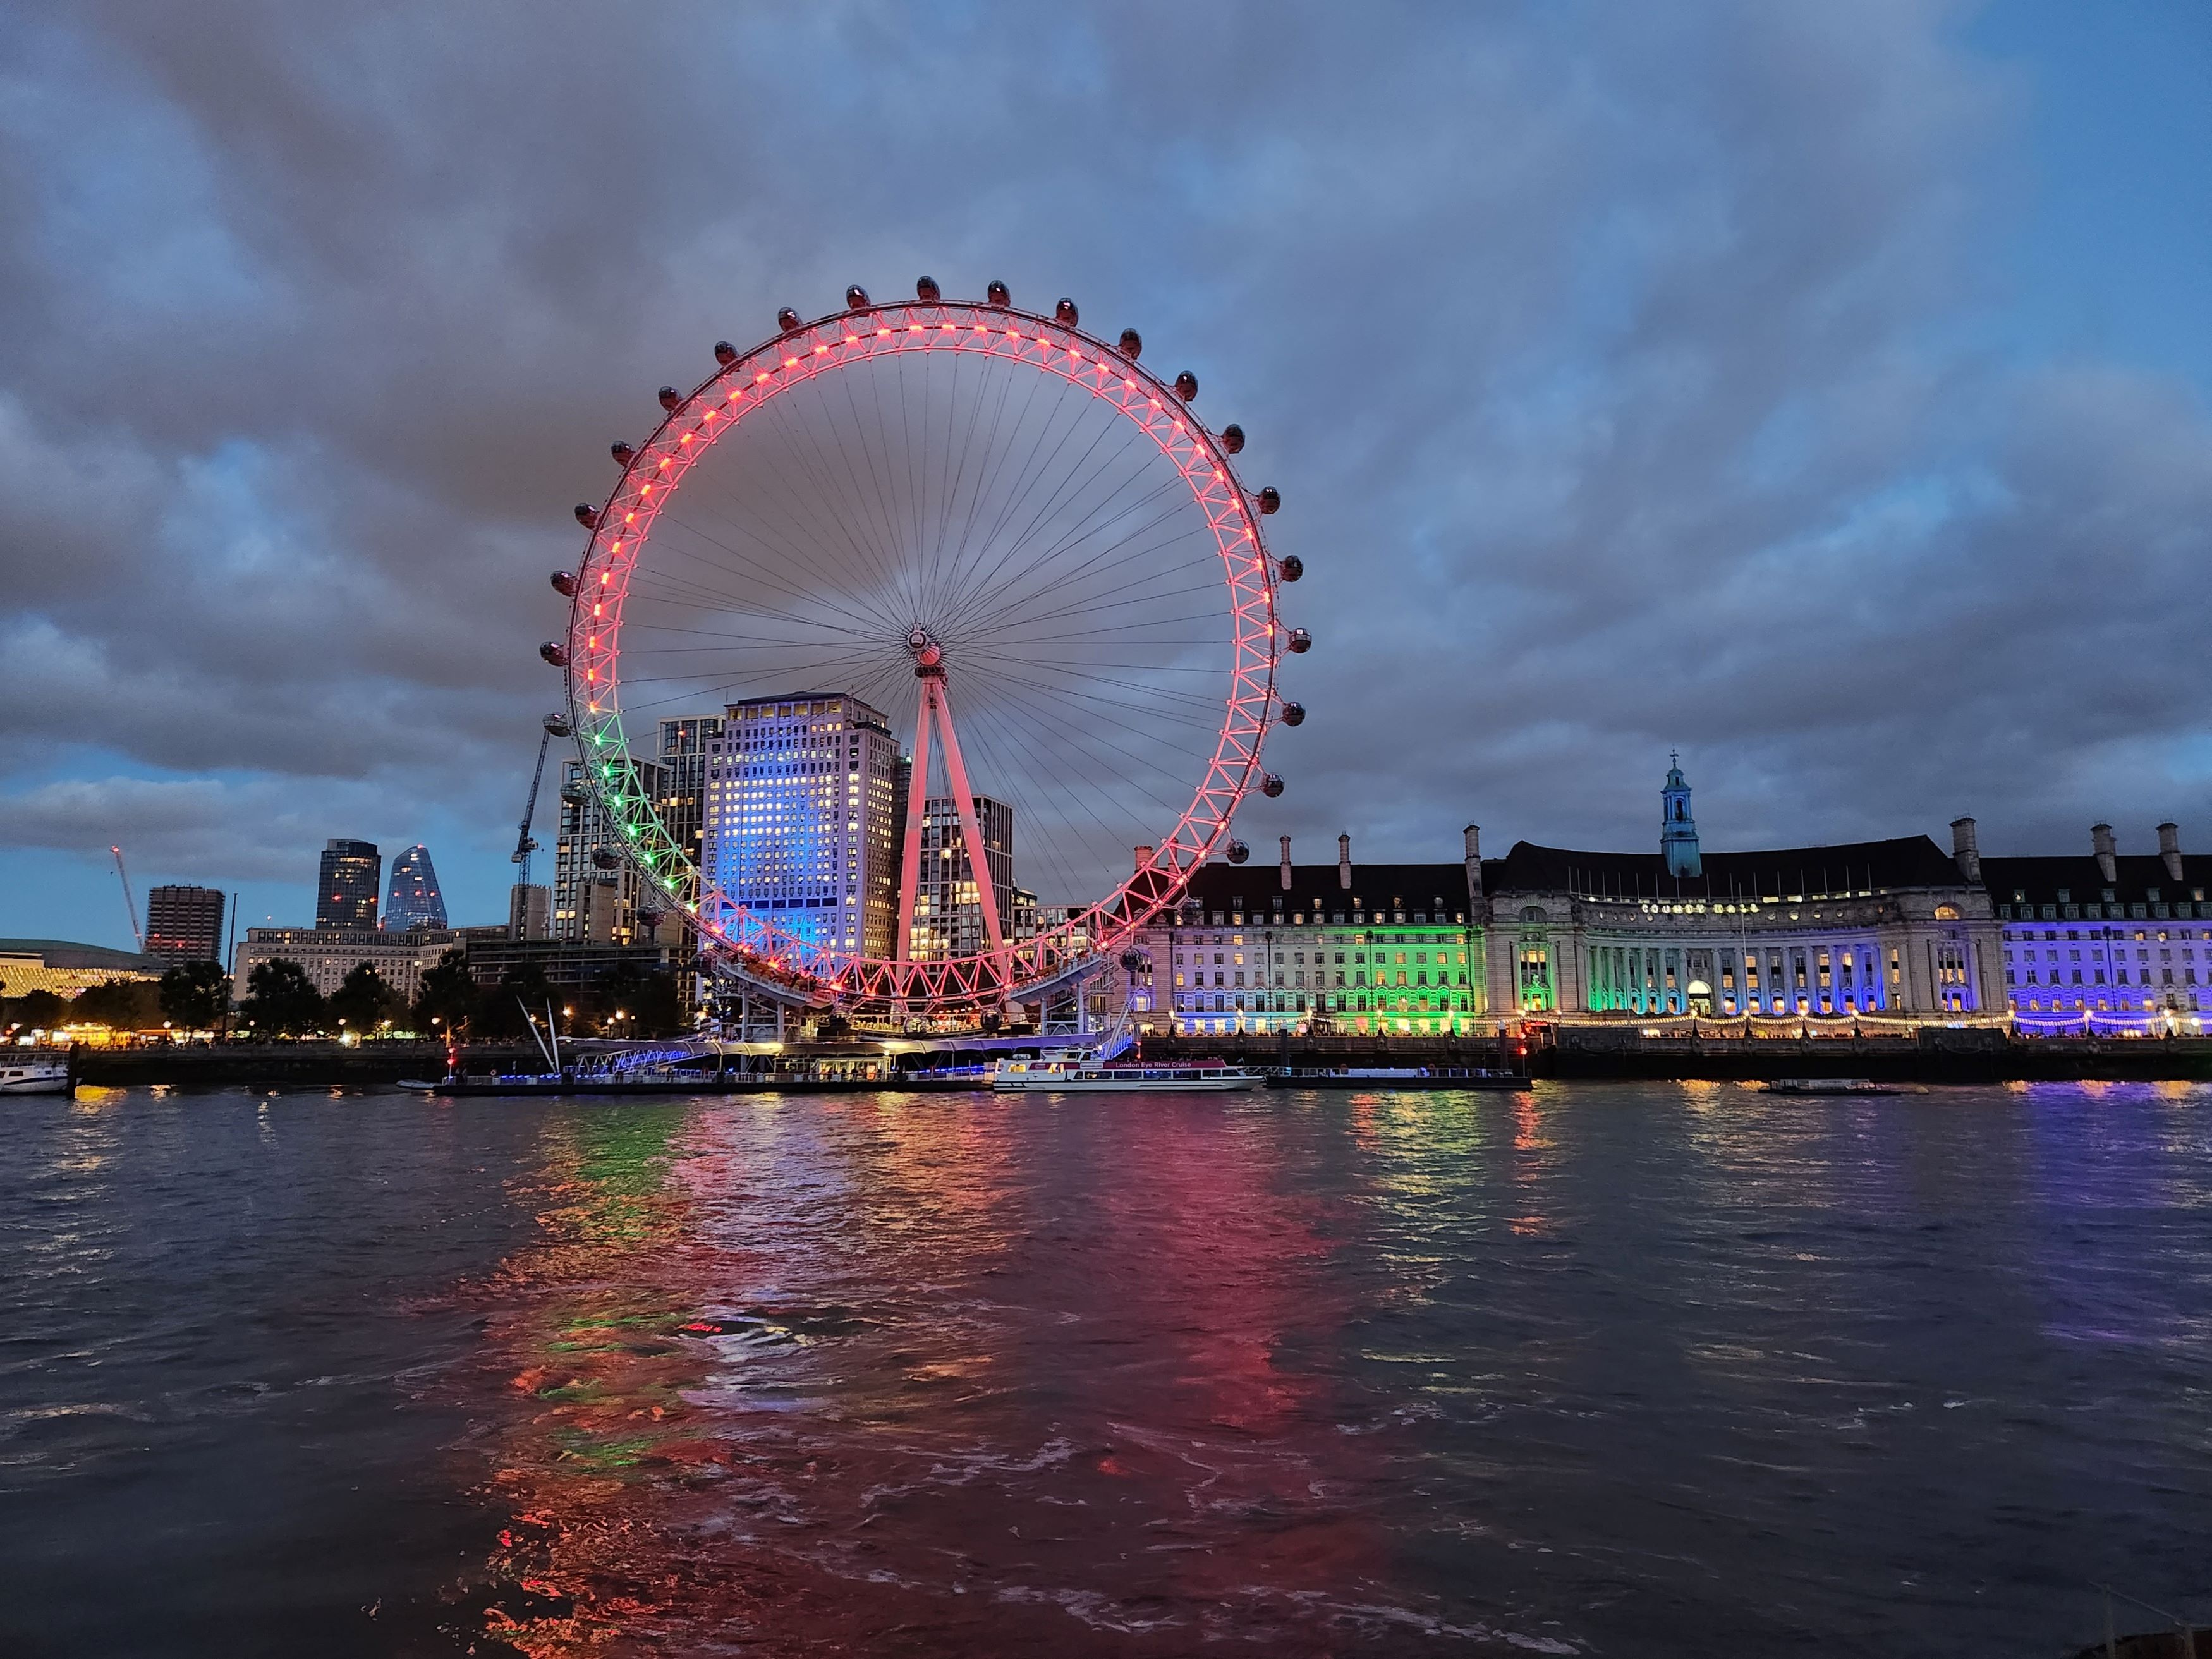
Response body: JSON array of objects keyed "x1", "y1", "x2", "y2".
[
  {"x1": 1127, "y1": 834, "x2": 1481, "y2": 1037},
  {"x1": 1981, "y1": 822, "x2": 2209, "y2": 1030},
  {"x1": 699, "y1": 694, "x2": 901, "y2": 959},
  {"x1": 231, "y1": 926, "x2": 455, "y2": 1002},
  {"x1": 1122, "y1": 759, "x2": 2007, "y2": 1036}
]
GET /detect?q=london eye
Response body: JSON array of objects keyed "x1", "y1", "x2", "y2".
[{"x1": 543, "y1": 277, "x2": 1306, "y2": 1018}]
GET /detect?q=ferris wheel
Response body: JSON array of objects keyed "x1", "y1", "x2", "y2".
[{"x1": 542, "y1": 277, "x2": 1308, "y2": 1015}]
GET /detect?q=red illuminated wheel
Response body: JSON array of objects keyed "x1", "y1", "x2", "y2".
[{"x1": 547, "y1": 279, "x2": 1299, "y2": 1016}]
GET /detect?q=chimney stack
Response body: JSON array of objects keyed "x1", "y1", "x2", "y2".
[
  {"x1": 1948, "y1": 817, "x2": 1981, "y2": 884},
  {"x1": 2092, "y1": 823, "x2": 2117, "y2": 885},
  {"x1": 1337, "y1": 833, "x2": 1352, "y2": 890},
  {"x1": 2158, "y1": 822, "x2": 2184, "y2": 883},
  {"x1": 1134, "y1": 844, "x2": 1153, "y2": 874},
  {"x1": 1279, "y1": 835, "x2": 1293, "y2": 890},
  {"x1": 1464, "y1": 823, "x2": 1483, "y2": 902}
]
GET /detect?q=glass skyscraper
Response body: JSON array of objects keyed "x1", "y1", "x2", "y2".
[
  {"x1": 315, "y1": 839, "x2": 381, "y2": 930},
  {"x1": 384, "y1": 843, "x2": 447, "y2": 931}
]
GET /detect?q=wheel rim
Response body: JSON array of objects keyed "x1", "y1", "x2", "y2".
[{"x1": 562, "y1": 298, "x2": 1284, "y2": 1012}]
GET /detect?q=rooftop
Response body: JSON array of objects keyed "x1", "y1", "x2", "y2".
[
  {"x1": 1978, "y1": 853, "x2": 2209, "y2": 908},
  {"x1": 1490, "y1": 836, "x2": 1968, "y2": 898},
  {"x1": 0, "y1": 939, "x2": 164, "y2": 972}
]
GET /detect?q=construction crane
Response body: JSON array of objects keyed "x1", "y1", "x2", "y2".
[
  {"x1": 111, "y1": 845, "x2": 145, "y2": 951},
  {"x1": 513, "y1": 713, "x2": 572, "y2": 889}
]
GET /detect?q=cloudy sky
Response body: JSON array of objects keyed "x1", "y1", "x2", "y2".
[{"x1": 2, "y1": 0, "x2": 2208, "y2": 948}]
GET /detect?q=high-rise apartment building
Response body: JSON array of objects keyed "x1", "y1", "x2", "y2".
[
  {"x1": 655, "y1": 715, "x2": 725, "y2": 911},
  {"x1": 908, "y1": 794, "x2": 1015, "y2": 961},
  {"x1": 315, "y1": 839, "x2": 381, "y2": 930},
  {"x1": 552, "y1": 755, "x2": 668, "y2": 945},
  {"x1": 384, "y1": 843, "x2": 447, "y2": 930},
  {"x1": 700, "y1": 693, "x2": 900, "y2": 959},
  {"x1": 509, "y1": 882, "x2": 550, "y2": 941},
  {"x1": 144, "y1": 885, "x2": 226, "y2": 965}
]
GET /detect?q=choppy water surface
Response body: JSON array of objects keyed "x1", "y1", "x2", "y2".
[{"x1": 2, "y1": 1083, "x2": 2207, "y2": 1657}]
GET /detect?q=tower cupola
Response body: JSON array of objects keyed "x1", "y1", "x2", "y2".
[{"x1": 1660, "y1": 751, "x2": 1701, "y2": 878}]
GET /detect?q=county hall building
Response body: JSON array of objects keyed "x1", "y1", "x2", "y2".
[{"x1": 1124, "y1": 758, "x2": 2029, "y2": 1035}]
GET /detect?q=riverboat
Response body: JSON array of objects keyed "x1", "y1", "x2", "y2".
[
  {"x1": 0, "y1": 1058, "x2": 72, "y2": 1096},
  {"x1": 990, "y1": 1054, "x2": 1265, "y2": 1093},
  {"x1": 1761, "y1": 1077, "x2": 1899, "y2": 1096}
]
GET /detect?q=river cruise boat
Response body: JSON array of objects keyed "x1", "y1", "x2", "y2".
[
  {"x1": 990, "y1": 1054, "x2": 1265, "y2": 1093},
  {"x1": 0, "y1": 1057, "x2": 71, "y2": 1096}
]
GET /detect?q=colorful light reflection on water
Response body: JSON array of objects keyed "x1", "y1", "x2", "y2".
[{"x1": 3, "y1": 1083, "x2": 2206, "y2": 1656}]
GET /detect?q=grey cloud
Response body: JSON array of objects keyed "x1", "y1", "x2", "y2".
[{"x1": 0, "y1": 0, "x2": 2206, "y2": 922}]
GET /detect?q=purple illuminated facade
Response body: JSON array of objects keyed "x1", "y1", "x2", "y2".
[{"x1": 1984, "y1": 822, "x2": 2208, "y2": 1031}]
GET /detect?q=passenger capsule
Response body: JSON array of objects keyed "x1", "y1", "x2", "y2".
[
  {"x1": 915, "y1": 275, "x2": 941, "y2": 302},
  {"x1": 1174, "y1": 370, "x2": 1197, "y2": 402},
  {"x1": 845, "y1": 284, "x2": 870, "y2": 310},
  {"x1": 592, "y1": 848, "x2": 621, "y2": 871},
  {"x1": 714, "y1": 340, "x2": 738, "y2": 366},
  {"x1": 1055, "y1": 297, "x2": 1079, "y2": 327},
  {"x1": 986, "y1": 279, "x2": 1011, "y2": 307},
  {"x1": 1118, "y1": 327, "x2": 1142, "y2": 358},
  {"x1": 550, "y1": 570, "x2": 578, "y2": 597},
  {"x1": 1220, "y1": 423, "x2": 1246, "y2": 454},
  {"x1": 539, "y1": 641, "x2": 569, "y2": 667},
  {"x1": 1287, "y1": 626, "x2": 1311, "y2": 653},
  {"x1": 573, "y1": 503, "x2": 599, "y2": 528},
  {"x1": 559, "y1": 782, "x2": 588, "y2": 805},
  {"x1": 610, "y1": 441, "x2": 636, "y2": 465},
  {"x1": 1279, "y1": 554, "x2": 1304, "y2": 583},
  {"x1": 636, "y1": 908, "x2": 662, "y2": 930},
  {"x1": 1280, "y1": 702, "x2": 1306, "y2": 727},
  {"x1": 1260, "y1": 773, "x2": 1285, "y2": 798},
  {"x1": 657, "y1": 386, "x2": 681, "y2": 413},
  {"x1": 1257, "y1": 485, "x2": 1281, "y2": 514},
  {"x1": 1226, "y1": 839, "x2": 1250, "y2": 865},
  {"x1": 777, "y1": 306, "x2": 802, "y2": 332},
  {"x1": 543, "y1": 712, "x2": 573, "y2": 737},
  {"x1": 1118, "y1": 948, "x2": 1145, "y2": 973}
]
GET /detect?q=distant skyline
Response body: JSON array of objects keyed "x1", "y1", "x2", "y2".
[{"x1": 2, "y1": 1, "x2": 2208, "y2": 952}]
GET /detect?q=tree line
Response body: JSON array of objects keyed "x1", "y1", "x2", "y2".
[{"x1": 0, "y1": 949, "x2": 690, "y2": 1041}]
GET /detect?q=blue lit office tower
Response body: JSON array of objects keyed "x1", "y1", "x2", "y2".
[
  {"x1": 383, "y1": 843, "x2": 447, "y2": 931},
  {"x1": 701, "y1": 694, "x2": 900, "y2": 959},
  {"x1": 315, "y1": 839, "x2": 380, "y2": 930}
]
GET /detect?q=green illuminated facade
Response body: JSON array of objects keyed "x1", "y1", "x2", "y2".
[{"x1": 1122, "y1": 839, "x2": 1486, "y2": 1036}]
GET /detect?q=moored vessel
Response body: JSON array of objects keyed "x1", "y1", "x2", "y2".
[
  {"x1": 0, "y1": 1057, "x2": 72, "y2": 1096},
  {"x1": 991, "y1": 1052, "x2": 1265, "y2": 1092}
]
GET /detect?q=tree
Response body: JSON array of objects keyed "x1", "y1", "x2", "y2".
[
  {"x1": 8, "y1": 988, "x2": 66, "y2": 1033},
  {"x1": 240, "y1": 958, "x2": 325, "y2": 1037},
  {"x1": 72, "y1": 978, "x2": 166, "y2": 1031},
  {"x1": 588, "y1": 961, "x2": 688, "y2": 1037},
  {"x1": 475, "y1": 961, "x2": 553, "y2": 1042},
  {"x1": 328, "y1": 961, "x2": 404, "y2": 1036},
  {"x1": 412, "y1": 947, "x2": 478, "y2": 1036},
  {"x1": 159, "y1": 960, "x2": 231, "y2": 1031}
]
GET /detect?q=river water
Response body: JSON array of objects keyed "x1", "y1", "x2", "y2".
[{"x1": 1, "y1": 1083, "x2": 2205, "y2": 1657}]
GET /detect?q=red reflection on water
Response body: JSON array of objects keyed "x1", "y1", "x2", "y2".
[{"x1": 458, "y1": 1097, "x2": 1404, "y2": 1656}]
